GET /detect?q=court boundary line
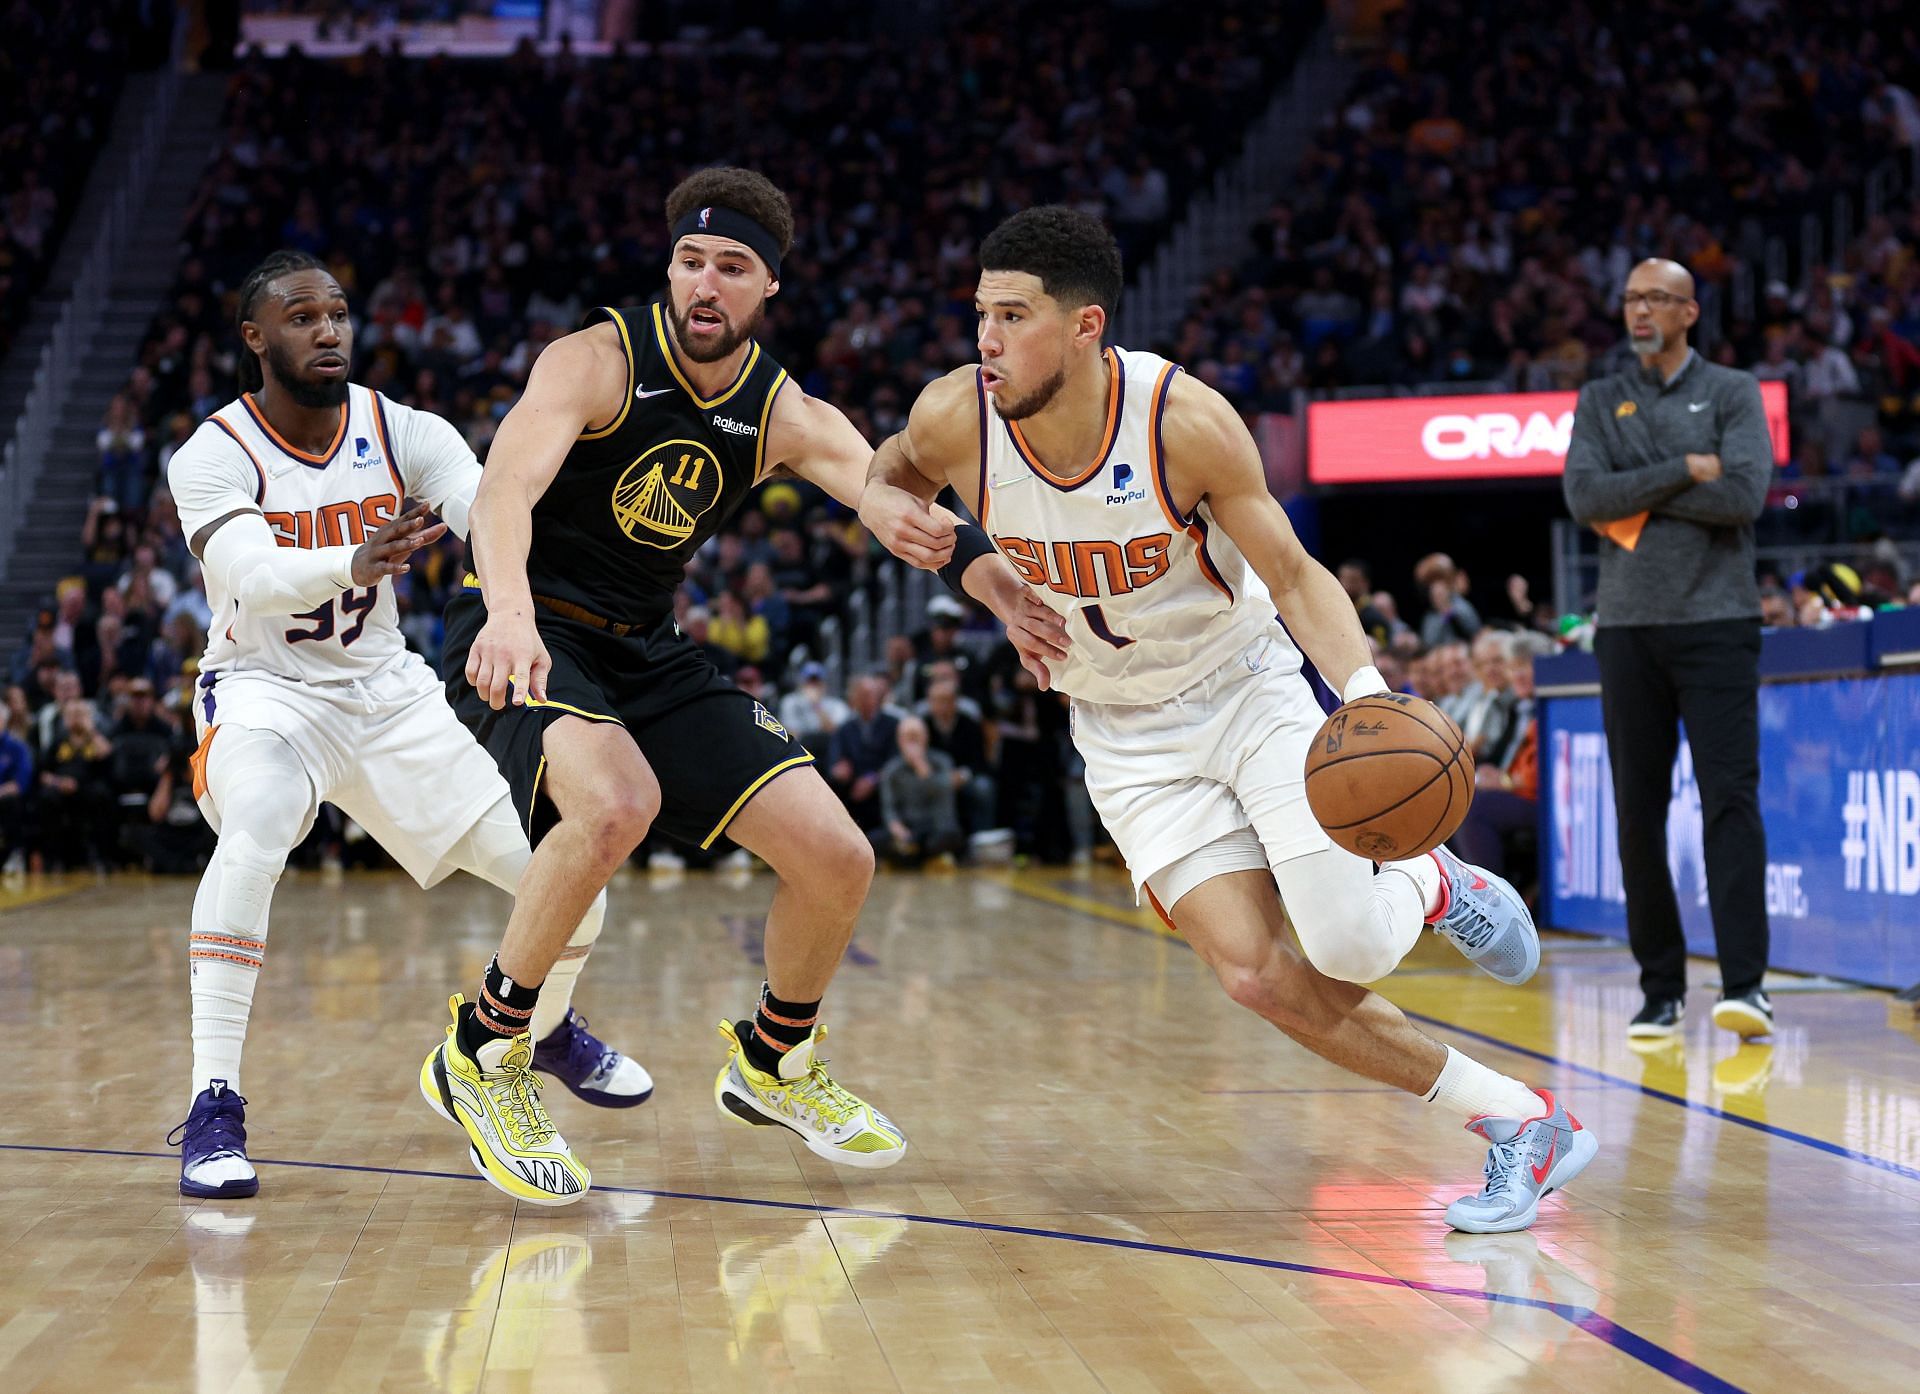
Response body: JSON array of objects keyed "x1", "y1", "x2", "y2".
[
  {"x1": 1002, "y1": 878, "x2": 1920, "y2": 1186},
  {"x1": 0, "y1": 1141, "x2": 1742, "y2": 1394}
]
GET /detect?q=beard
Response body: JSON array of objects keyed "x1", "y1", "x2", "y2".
[
  {"x1": 1630, "y1": 326, "x2": 1666, "y2": 356},
  {"x1": 994, "y1": 361, "x2": 1069, "y2": 421},
  {"x1": 263, "y1": 339, "x2": 350, "y2": 408},
  {"x1": 670, "y1": 295, "x2": 765, "y2": 363}
]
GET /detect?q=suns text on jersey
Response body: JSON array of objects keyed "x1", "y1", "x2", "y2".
[
  {"x1": 265, "y1": 493, "x2": 401, "y2": 549},
  {"x1": 993, "y1": 532, "x2": 1173, "y2": 598}
]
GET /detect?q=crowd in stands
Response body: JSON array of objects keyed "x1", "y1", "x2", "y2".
[
  {"x1": 1169, "y1": 0, "x2": 1920, "y2": 458},
  {"x1": 0, "y1": 4, "x2": 147, "y2": 360}
]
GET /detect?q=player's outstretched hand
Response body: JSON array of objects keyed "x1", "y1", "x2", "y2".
[
  {"x1": 351, "y1": 502, "x2": 448, "y2": 585},
  {"x1": 467, "y1": 610, "x2": 550, "y2": 711},
  {"x1": 859, "y1": 482, "x2": 955, "y2": 570},
  {"x1": 1001, "y1": 589, "x2": 1070, "y2": 691}
]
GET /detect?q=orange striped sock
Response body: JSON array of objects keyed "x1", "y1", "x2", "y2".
[
  {"x1": 460, "y1": 956, "x2": 541, "y2": 1057},
  {"x1": 744, "y1": 983, "x2": 819, "y2": 1075}
]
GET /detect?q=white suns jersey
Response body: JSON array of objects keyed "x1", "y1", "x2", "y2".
[
  {"x1": 170, "y1": 385, "x2": 480, "y2": 684},
  {"x1": 979, "y1": 347, "x2": 1291, "y2": 706}
]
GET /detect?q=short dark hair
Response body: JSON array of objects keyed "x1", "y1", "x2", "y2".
[
  {"x1": 978, "y1": 206, "x2": 1124, "y2": 314},
  {"x1": 234, "y1": 249, "x2": 328, "y2": 393},
  {"x1": 665, "y1": 167, "x2": 794, "y2": 260},
  {"x1": 1340, "y1": 558, "x2": 1371, "y2": 581}
]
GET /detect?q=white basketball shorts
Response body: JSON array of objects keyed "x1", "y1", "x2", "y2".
[
  {"x1": 1072, "y1": 629, "x2": 1332, "y2": 897},
  {"x1": 190, "y1": 653, "x2": 512, "y2": 886}
]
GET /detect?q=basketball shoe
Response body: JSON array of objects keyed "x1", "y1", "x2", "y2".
[
  {"x1": 420, "y1": 994, "x2": 589, "y2": 1205},
  {"x1": 1445, "y1": 1090, "x2": 1597, "y2": 1233},
  {"x1": 531, "y1": 1009, "x2": 654, "y2": 1108},
  {"x1": 1711, "y1": 988, "x2": 1773, "y2": 1039},
  {"x1": 171, "y1": 1080, "x2": 258, "y2": 1199},
  {"x1": 714, "y1": 1019, "x2": 907, "y2": 1168},
  {"x1": 1427, "y1": 845, "x2": 1540, "y2": 985}
]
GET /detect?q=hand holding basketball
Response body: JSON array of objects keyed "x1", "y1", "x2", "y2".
[{"x1": 1304, "y1": 693, "x2": 1475, "y2": 860}]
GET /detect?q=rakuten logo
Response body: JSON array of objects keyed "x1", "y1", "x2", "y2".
[{"x1": 1419, "y1": 411, "x2": 1574, "y2": 462}]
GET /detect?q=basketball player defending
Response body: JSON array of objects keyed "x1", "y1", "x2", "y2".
[
  {"x1": 859, "y1": 208, "x2": 1599, "y2": 1232},
  {"x1": 430, "y1": 167, "x2": 1063, "y2": 1197},
  {"x1": 167, "y1": 252, "x2": 650, "y2": 1204}
]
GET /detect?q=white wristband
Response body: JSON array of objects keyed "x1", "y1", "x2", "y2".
[{"x1": 1342, "y1": 665, "x2": 1390, "y2": 704}]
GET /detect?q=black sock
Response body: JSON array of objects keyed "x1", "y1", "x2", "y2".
[
  {"x1": 742, "y1": 982, "x2": 820, "y2": 1075},
  {"x1": 459, "y1": 956, "x2": 541, "y2": 1058}
]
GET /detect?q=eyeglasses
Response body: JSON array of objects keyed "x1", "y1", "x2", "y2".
[{"x1": 1622, "y1": 291, "x2": 1693, "y2": 309}]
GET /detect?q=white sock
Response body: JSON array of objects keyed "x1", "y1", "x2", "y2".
[
  {"x1": 1423, "y1": 1045, "x2": 1542, "y2": 1122},
  {"x1": 1384, "y1": 852, "x2": 1444, "y2": 920},
  {"x1": 188, "y1": 857, "x2": 264, "y2": 1102}
]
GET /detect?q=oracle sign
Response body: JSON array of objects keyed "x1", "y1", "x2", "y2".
[{"x1": 1307, "y1": 383, "x2": 1790, "y2": 484}]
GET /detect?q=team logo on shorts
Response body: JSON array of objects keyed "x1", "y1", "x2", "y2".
[
  {"x1": 611, "y1": 439, "x2": 725, "y2": 549},
  {"x1": 752, "y1": 703, "x2": 789, "y2": 741}
]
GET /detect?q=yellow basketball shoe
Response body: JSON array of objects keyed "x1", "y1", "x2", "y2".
[
  {"x1": 714, "y1": 1019, "x2": 907, "y2": 1169},
  {"x1": 420, "y1": 994, "x2": 589, "y2": 1205}
]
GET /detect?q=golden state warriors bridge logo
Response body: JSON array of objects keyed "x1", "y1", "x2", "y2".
[{"x1": 611, "y1": 439, "x2": 724, "y2": 549}]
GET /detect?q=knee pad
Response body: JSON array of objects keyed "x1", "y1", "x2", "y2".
[
  {"x1": 567, "y1": 889, "x2": 607, "y2": 948},
  {"x1": 214, "y1": 830, "x2": 289, "y2": 935},
  {"x1": 446, "y1": 793, "x2": 534, "y2": 894}
]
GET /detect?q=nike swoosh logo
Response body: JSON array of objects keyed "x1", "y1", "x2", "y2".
[
  {"x1": 1688, "y1": 401, "x2": 1709, "y2": 412},
  {"x1": 1531, "y1": 1141, "x2": 1556, "y2": 1185},
  {"x1": 635, "y1": 385, "x2": 676, "y2": 399}
]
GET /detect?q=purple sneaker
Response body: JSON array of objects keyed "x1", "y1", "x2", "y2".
[
  {"x1": 170, "y1": 1080, "x2": 259, "y2": 1198},
  {"x1": 531, "y1": 1010, "x2": 654, "y2": 1108}
]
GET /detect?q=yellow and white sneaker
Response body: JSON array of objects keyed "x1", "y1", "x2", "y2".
[
  {"x1": 420, "y1": 994, "x2": 590, "y2": 1205},
  {"x1": 714, "y1": 1019, "x2": 906, "y2": 1169}
]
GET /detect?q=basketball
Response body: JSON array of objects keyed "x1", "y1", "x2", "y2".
[{"x1": 1304, "y1": 694, "x2": 1475, "y2": 861}]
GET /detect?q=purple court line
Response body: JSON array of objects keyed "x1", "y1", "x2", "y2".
[
  {"x1": 1008, "y1": 883, "x2": 1920, "y2": 1186},
  {"x1": 0, "y1": 1140, "x2": 1743, "y2": 1394}
]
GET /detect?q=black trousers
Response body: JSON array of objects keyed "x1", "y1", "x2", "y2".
[{"x1": 1594, "y1": 619, "x2": 1769, "y2": 1000}]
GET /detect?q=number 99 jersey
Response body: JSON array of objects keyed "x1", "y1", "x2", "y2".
[{"x1": 169, "y1": 384, "x2": 480, "y2": 684}]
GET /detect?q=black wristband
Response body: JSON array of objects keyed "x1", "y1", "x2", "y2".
[{"x1": 936, "y1": 522, "x2": 999, "y2": 595}]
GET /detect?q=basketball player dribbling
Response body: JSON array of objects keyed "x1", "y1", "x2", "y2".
[
  {"x1": 165, "y1": 252, "x2": 650, "y2": 1203},
  {"x1": 428, "y1": 168, "x2": 1066, "y2": 1202},
  {"x1": 861, "y1": 208, "x2": 1599, "y2": 1231}
]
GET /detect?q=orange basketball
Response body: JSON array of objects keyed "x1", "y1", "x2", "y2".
[{"x1": 1303, "y1": 694, "x2": 1475, "y2": 860}]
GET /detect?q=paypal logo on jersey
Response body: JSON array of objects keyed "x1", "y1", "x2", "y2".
[
  {"x1": 1106, "y1": 461, "x2": 1146, "y2": 506},
  {"x1": 352, "y1": 437, "x2": 383, "y2": 470}
]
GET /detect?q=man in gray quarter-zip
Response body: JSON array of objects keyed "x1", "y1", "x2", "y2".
[{"x1": 1562, "y1": 258, "x2": 1774, "y2": 1044}]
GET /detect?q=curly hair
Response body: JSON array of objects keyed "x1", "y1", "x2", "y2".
[
  {"x1": 664, "y1": 167, "x2": 795, "y2": 259},
  {"x1": 978, "y1": 206, "x2": 1123, "y2": 314}
]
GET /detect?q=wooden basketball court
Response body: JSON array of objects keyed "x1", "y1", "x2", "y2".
[{"x1": 2, "y1": 864, "x2": 1916, "y2": 1393}]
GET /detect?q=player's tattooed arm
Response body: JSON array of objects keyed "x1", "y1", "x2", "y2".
[{"x1": 1162, "y1": 374, "x2": 1378, "y2": 700}]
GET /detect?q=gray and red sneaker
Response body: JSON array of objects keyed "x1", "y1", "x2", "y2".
[
  {"x1": 530, "y1": 1009, "x2": 654, "y2": 1108},
  {"x1": 1427, "y1": 844, "x2": 1541, "y2": 985},
  {"x1": 170, "y1": 1080, "x2": 259, "y2": 1198},
  {"x1": 1445, "y1": 1090, "x2": 1598, "y2": 1233}
]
